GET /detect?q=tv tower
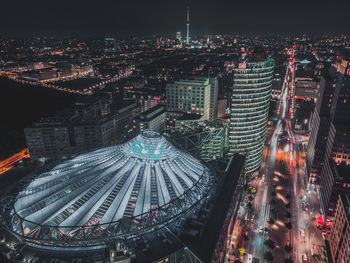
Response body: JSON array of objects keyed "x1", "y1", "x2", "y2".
[{"x1": 186, "y1": 5, "x2": 190, "y2": 45}]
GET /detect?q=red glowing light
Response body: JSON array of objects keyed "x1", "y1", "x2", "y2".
[
  {"x1": 239, "y1": 62, "x2": 247, "y2": 69},
  {"x1": 154, "y1": 97, "x2": 160, "y2": 100},
  {"x1": 317, "y1": 215, "x2": 325, "y2": 226},
  {"x1": 297, "y1": 96, "x2": 305, "y2": 100}
]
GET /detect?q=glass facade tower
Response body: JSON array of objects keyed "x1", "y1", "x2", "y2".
[{"x1": 229, "y1": 53, "x2": 274, "y2": 173}]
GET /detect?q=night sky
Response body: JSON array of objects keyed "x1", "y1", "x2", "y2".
[{"x1": 1, "y1": 0, "x2": 350, "y2": 36}]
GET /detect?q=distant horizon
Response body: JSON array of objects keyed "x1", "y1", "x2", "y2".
[{"x1": 0, "y1": 32, "x2": 349, "y2": 38}]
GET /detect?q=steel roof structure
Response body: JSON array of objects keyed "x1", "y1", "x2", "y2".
[{"x1": 7, "y1": 130, "x2": 212, "y2": 248}]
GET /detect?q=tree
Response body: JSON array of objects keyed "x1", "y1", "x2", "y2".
[
  {"x1": 264, "y1": 251, "x2": 274, "y2": 261},
  {"x1": 286, "y1": 193, "x2": 291, "y2": 199},
  {"x1": 246, "y1": 202, "x2": 253, "y2": 210},
  {"x1": 268, "y1": 218, "x2": 275, "y2": 225},
  {"x1": 285, "y1": 245, "x2": 292, "y2": 252},
  {"x1": 271, "y1": 199, "x2": 277, "y2": 205},
  {"x1": 285, "y1": 203, "x2": 291, "y2": 209},
  {"x1": 285, "y1": 222, "x2": 292, "y2": 229},
  {"x1": 271, "y1": 191, "x2": 277, "y2": 197},
  {"x1": 284, "y1": 258, "x2": 293, "y2": 263},
  {"x1": 285, "y1": 212, "x2": 292, "y2": 218},
  {"x1": 265, "y1": 239, "x2": 275, "y2": 249}
]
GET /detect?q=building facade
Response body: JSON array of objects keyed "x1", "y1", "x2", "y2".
[
  {"x1": 229, "y1": 50, "x2": 274, "y2": 173},
  {"x1": 25, "y1": 98, "x2": 140, "y2": 162},
  {"x1": 306, "y1": 68, "x2": 337, "y2": 182},
  {"x1": 138, "y1": 105, "x2": 167, "y2": 132},
  {"x1": 166, "y1": 77, "x2": 218, "y2": 121},
  {"x1": 329, "y1": 194, "x2": 350, "y2": 263}
]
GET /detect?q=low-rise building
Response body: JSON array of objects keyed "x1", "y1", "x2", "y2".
[
  {"x1": 138, "y1": 105, "x2": 167, "y2": 132},
  {"x1": 25, "y1": 96, "x2": 140, "y2": 162}
]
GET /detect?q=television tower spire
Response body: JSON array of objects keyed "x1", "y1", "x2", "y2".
[{"x1": 186, "y1": 5, "x2": 190, "y2": 45}]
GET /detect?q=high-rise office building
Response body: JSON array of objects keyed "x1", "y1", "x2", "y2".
[
  {"x1": 314, "y1": 51, "x2": 350, "y2": 216},
  {"x1": 166, "y1": 77, "x2": 218, "y2": 121},
  {"x1": 306, "y1": 67, "x2": 337, "y2": 183},
  {"x1": 229, "y1": 48, "x2": 274, "y2": 173},
  {"x1": 329, "y1": 194, "x2": 350, "y2": 263}
]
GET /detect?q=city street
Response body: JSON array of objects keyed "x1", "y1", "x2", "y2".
[{"x1": 232, "y1": 51, "x2": 326, "y2": 263}]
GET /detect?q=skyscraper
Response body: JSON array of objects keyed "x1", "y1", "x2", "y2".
[
  {"x1": 176, "y1": 31, "x2": 182, "y2": 42},
  {"x1": 318, "y1": 51, "x2": 350, "y2": 215},
  {"x1": 306, "y1": 67, "x2": 337, "y2": 183},
  {"x1": 186, "y1": 6, "x2": 190, "y2": 45},
  {"x1": 229, "y1": 48, "x2": 274, "y2": 173}
]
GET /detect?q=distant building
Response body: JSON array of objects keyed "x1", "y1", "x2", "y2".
[
  {"x1": 138, "y1": 105, "x2": 167, "y2": 132},
  {"x1": 176, "y1": 31, "x2": 182, "y2": 42},
  {"x1": 329, "y1": 194, "x2": 350, "y2": 263},
  {"x1": 294, "y1": 77, "x2": 317, "y2": 100},
  {"x1": 25, "y1": 96, "x2": 139, "y2": 162},
  {"x1": 166, "y1": 77, "x2": 218, "y2": 121},
  {"x1": 228, "y1": 48, "x2": 274, "y2": 173},
  {"x1": 105, "y1": 37, "x2": 118, "y2": 51}
]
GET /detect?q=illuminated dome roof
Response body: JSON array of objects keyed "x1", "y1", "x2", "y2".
[{"x1": 11, "y1": 131, "x2": 212, "y2": 245}]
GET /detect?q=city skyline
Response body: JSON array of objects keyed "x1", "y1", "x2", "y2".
[{"x1": 0, "y1": 1, "x2": 350, "y2": 262}]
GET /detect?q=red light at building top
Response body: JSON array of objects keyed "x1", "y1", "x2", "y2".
[
  {"x1": 317, "y1": 215, "x2": 325, "y2": 226},
  {"x1": 154, "y1": 97, "x2": 160, "y2": 100},
  {"x1": 239, "y1": 63, "x2": 247, "y2": 69},
  {"x1": 292, "y1": 45, "x2": 296, "y2": 48}
]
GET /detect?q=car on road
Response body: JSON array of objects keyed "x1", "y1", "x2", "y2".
[
  {"x1": 300, "y1": 229, "x2": 305, "y2": 237},
  {"x1": 302, "y1": 254, "x2": 308, "y2": 261}
]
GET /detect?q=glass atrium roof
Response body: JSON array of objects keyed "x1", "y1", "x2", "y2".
[{"x1": 13, "y1": 131, "x2": 210, "y2": 234}]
